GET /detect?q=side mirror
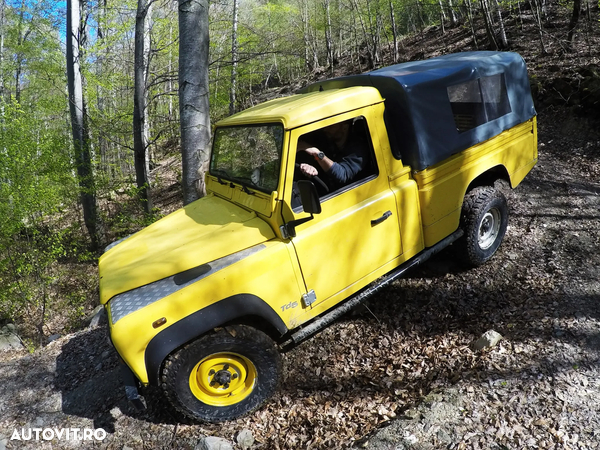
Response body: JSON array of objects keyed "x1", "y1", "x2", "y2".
[{"x1": 297, "y1": 180, "x2": 321, "y2": 214}]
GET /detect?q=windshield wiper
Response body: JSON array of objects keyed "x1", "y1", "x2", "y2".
[
  {"x1": 230, "y1": 176, "x2": 257, "y2": 195},
  {"x1": 210, "y1": 169, "x2": 230, "y2": 186},
  {"x1": 211, "y1": 170, "x2": 260, "y2": 195}
]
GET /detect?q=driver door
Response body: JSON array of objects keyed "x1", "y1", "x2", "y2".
[{"x1": 283, "y1": 111, "x2": 403, "y2": 309}]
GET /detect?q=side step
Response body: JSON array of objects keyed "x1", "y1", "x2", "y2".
[{"x1": 283, "y1": 229, "x2": 463, "y2": 348}]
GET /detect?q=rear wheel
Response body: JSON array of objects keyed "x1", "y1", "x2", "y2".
[
  {"x1": 161, "y1": 325, "x2": 281, "y2": 423},
  {"x1": 459, "y1": 186, "x2": 508, "y2": 266}
]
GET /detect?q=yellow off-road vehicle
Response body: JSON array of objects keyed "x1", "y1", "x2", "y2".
[{"x1": 99, "y1": 51, "x2": 537, "y2": 422}]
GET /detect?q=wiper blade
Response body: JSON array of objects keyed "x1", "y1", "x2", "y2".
[
  {"x1": 210, "y1": 169, "x2": 230, "y2": 185},
  {"x1": 230, "y1": 176, "x2": 257, "y2": 195}
]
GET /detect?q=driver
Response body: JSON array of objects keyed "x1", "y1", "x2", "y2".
[{"x1": 297, "y1": 119, "x2": 368, "y2": 189}]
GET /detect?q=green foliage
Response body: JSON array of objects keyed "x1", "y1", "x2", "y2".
[{"x1": 0, "y1": 100, "x2": 76, "y2": 336}]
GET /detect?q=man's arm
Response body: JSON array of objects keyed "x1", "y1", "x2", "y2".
[{"x1": 327, "y1": 153, "x2": 365, "y2": 184}]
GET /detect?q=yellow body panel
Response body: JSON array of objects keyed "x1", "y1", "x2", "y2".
[{"x1": 414, "y1": 117, "x2": 537, "y2": 247}]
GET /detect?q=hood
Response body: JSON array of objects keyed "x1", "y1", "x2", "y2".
[{"x1": 99, "y1": 194, "x2": 275, "y2": 304}]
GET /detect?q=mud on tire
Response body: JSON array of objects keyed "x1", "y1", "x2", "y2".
[
  {"x1": 161, "y1": 325, "x2": 281, "y2": 423},
  {"x1": 459, "y1": 186, "x2": 508, "y2": 267}
]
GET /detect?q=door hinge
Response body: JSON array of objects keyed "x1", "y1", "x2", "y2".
[{"x1": 302, "y1": 289, "x2": 317, "y2": 307}]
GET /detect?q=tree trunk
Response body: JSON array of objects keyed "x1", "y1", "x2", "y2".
[
  {"x1": 447, "y1": 0, "x2": 458, "y2": 26},
  {"x1": 66, "y1": 0, "x2": 103, "y2": 248},
  {"x1": 15, "y1": 0, "x2": 26, "y2": 103},
  {"x1": 229, "y1": 0, "x2": 239, "y2": 115},
  {"x1": 466, "y1": 0, "x2": 479, "y2": 48},
  {"x1": 324, "y1": 0, "x2": 334, "y2": 74},
  {"x1": 494, "y1": 0, "x2": 508, "y2": 48},
  {"x1": 389, "y1": 0, "x2": 398, "y2": 62},
  {"x1": 479, "y1": 0, "x2": 498, "y2": 49},
  {"x1": 134, "y1": 0, "x2": 153, "y2": 213},
  {"x1": 438, "y1": 0, "x2": 448, "y2": 28},
  {"x1": 351, "y1": 0, "x2": 373, "y2": 68},
  {"x1": 567, "y1": 0, "x2": 581, "y2": 50},
  {"x1": 299, "y1": 0, "x2": 313, "y2": 71},
  {"x1": 0, "y1": 0, "x2": 5, "y2": 102},
  {"x1": 530, "y1": 0, "x2": 547, "y2": 53},
  {"x1": 179, "y1": 0, "x2": 211, "y2": 204}
]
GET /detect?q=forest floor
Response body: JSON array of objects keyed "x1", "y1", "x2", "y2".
[{"x1": 1, "y1": 5, "x2": 600, "y2": 450}]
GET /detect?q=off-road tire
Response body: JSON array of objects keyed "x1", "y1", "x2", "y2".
[
  {"x1": 161, "y1": 325, "x2": 281, "y2": 423},
  {"x1": 459, "y1": 186, "x2": 508, "y2": 267}
]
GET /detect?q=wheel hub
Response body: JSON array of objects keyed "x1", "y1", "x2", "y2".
[
  {"x1": 209, "y1": 365, "x2": 239, "y2": 388},
  {"x1": 478, "y1": 208, "x2": 501, "y2": 250},
  {"x1": 189, "y1": 353, "x2": 257, "y2": 406}
]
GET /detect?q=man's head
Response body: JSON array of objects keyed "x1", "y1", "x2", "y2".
[{"x1": 323, "y1": 121, "x2": 351, "y2": 148}]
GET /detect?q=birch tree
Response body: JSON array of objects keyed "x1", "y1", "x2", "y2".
[
  {"x1": 66, "y1": 0, "x2": 103, "y2": 248},
  {"x1": 229, "y1": 0, "x2": 238, "y2": 115},
  {"x1": 133, "y1": 0, "x2": 154, "y2": 212}
]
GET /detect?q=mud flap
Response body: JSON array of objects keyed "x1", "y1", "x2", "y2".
[{"x1": 120, "y1": 361, "x2": 146, "y2": 411}]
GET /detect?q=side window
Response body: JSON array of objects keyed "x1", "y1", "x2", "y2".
[
  {"x1": 447, "y1": 74, "x2": 511, "y2": 133},
  {"x1": 292, "y1": 117, "x2": 377, "y2": 209}
]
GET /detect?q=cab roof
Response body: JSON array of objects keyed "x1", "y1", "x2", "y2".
[{"x1": 216, "y1": 86, "x2": 384, "y2": 130}]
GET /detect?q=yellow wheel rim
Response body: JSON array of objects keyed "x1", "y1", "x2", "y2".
[{"x1": 188, "y1": 353, "x2": 257, "y2": 406}]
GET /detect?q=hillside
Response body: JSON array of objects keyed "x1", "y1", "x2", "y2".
[{"x1": 1, "y1": 3, "x2": 600, "y2": 449}]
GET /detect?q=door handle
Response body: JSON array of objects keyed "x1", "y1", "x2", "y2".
[{"x1": 371, "y1": 210, "x2": 392, "y2": 226}]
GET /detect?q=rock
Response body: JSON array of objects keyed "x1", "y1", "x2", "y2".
[
  {"x1": 89, "y1": 306, "x2": 107, "y2": 328},
  {"x1": 122, "y1": 447, "x2": 134, "y2": 450},
  {"x1": 236, "y1": 429, "x2": 255, "y2": 449},
  {"x1": 472, "y1": 330, "x2": 503, "y2": 351},
  {"x1": 0, "y1": 326, "x2": 24, "y2": 351},
  {"x1": 110, "y1": 406, "x2": 124, "y2": 419},
  {"x1": 47, "y1": 334, "x2": 61, "y2": 344},
  {"x1": 195, "y1": 436, "x2": 234, "y2": 450}
]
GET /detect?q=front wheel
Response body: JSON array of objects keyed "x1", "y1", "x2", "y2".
[
  {"x1": 459, "y1": 186, "x2": 508, "y2": 266},
  {"x1": 161, "y1": 325, "x2": 281, "y2": 423}
]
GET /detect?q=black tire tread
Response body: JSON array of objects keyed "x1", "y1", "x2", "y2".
[{"x1": 460, "y1": 186, "x2": 508, "y2": 267}]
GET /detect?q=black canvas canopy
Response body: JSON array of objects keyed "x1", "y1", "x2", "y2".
[{"x1": 301, "y1": 51, "x2": 536, "y2": 171}]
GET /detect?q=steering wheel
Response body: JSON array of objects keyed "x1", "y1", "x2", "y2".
[{"x1": 295, "y1": 163, "x2": 329, "y2": 193}]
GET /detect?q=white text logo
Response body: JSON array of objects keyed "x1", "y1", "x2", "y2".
[{"x1": 11, "y1": 428, "x2": 107, "y2": 441}]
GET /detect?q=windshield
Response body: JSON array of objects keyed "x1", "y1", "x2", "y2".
[{"x1": 210, "y1": 124, "x2": 284, "y2": 193}]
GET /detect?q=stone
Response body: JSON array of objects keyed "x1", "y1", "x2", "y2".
[
  {"x1": 195, "y1": 436, "x2": 234, "y2": 450},
  {"x1": 0, "y1": 333, "x2": 24, "y2": 351},
  {"x1": 236, "y1": 429, "x2": 255, "y2": 449},
  {"x1": 89, "y1": 305, "x2": 107, "y2": 328},
  {"x1": 47, "y1": 334, "x2": 61, "y2": 344},
  {"x1": 110, "y1": 406, "x2": 124, "y2": 419},
  {"x1": 472, "y1": 330, "x2": 503, "y2": 351}
]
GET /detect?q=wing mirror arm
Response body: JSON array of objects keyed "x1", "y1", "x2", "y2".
[{"x1": 280, "y1": 180, "x2": 322, "y2": 239}]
